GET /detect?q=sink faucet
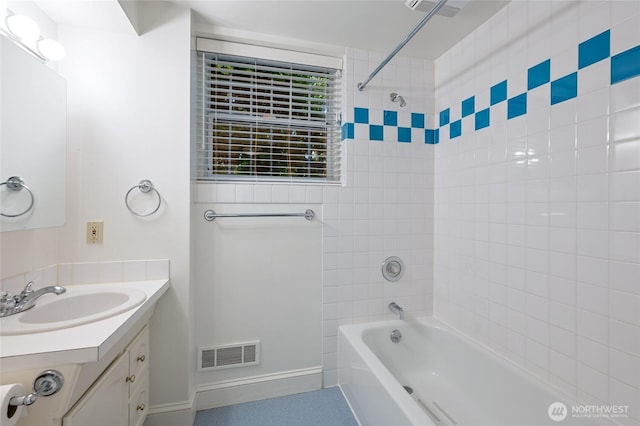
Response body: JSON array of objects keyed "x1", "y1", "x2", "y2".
[
  {"x1": 0, "y1": 281, "x2": 66, "y2": 317},
  {"x1": 388, "y1": 302, "x2": 404, "y2": 320}
]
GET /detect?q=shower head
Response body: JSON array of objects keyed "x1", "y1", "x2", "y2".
[
  {"x1": 405, "y1": 0, "x2": 469, "y2": 17},
  {"x1": 390, "y1": 93, "x2": 406, "y2": 107}
]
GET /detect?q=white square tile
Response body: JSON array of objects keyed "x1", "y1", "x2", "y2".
[
  {"x1": 610, "y1": 140, "x2": 640, "y2": 172},
  {"x1": 609, "y1": 261, "x2": 640, "y2": 295},
  {"x1": 609, "y1": 349, "x2": 640, "y2": 389},
  {"x1": 123, "y1": 261, "x2": 147, "y2": 281},
  {"x1": 577, "y1": 309, "x2": 608, "y2": 344},
  {"x1": 97, "y1": 262, "x2": 124, "y2": 283},
  {"x1": 610, "y1": 76, "x2": 640, "y2": 113},
  {"x1": 610, "y1": 291, "x2": 640, "y2": 326},
  {"x1": 610, "y1": 171, "x2": 640, "y2": 201},
  {"x1": 577, "y1": 174, "x2": 608, "y2": 202},
  {"x1": 576, "y1": 256, "x2": 608, "y2": 287},
  {"x1": 577, "y1": 282, "x2": 608, "y2": 316},
  {"x1": 576, "y1": 145, "x2": 608, "y2": 175},
  {"x1": 73, "y1": 262, "x2": 98, "y2": 285},
  {"x1": 146, "y1": 260, "x2": 169, "y2": 280},
  {"x1": 577, "y1": 363, "x2": 609, "y2": 403},
  {"x1": 610, "y1": 202, "x2": 640, "y2": 232},
  {"x1": 216, "y1": 184, "x2": 236, "y2": 202},
  {"x1": 550, "y1": 276, "x2": 577, "y2": 307},
  {"x1": 609, "y1": 379, "x2": 640, "y2": 421},
  {"x1": 611, "y1": 108, "x2": 640, "y2": 142},
  {"x1": 577, "y1": 116, "x2": 608, "y2": 149},
  {"x1": 577, "y1": 336, "x2": 608, "y2": 374},
  {"x1": 577, "y1": 229, "x2": 609, "y2": 259},
  {"x1": 235, "y1": 185, "x2": 253, "y2": 202},
  {"x1": 549, "y1": 301, "x2": 576, "y2": 332},
  {"x1": 550, "y1": 325, "x2": 576, "y2": 357},
  {"x1": 610, "y1": 319, "x2": 640, "y2": 357},
  {"x1": 577, "y1": 202, "x2": 609, "y2": 230},
  {"x1": 609, "y1": 232, "x2": 640, "y2": 263}
]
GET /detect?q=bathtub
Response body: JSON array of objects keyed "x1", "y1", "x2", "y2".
[{"x1": 338, "y1": 317, "x2": 607, "y2": 426}]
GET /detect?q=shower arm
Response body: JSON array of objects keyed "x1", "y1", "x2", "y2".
[{"x1": 357, "y1": 0, "x2": 448, "y2": 91}]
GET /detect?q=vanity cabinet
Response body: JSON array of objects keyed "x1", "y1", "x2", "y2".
[{"x1": 63, "y1": 326, "x2": 150, "y2": 426}]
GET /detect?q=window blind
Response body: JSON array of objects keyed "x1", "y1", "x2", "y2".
[{"x1": 196, "y1": 50, "x2": 342, "y2": 183}]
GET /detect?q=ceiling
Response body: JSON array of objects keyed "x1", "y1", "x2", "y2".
[{"x1": 34, "y1": 0, "x2": 509, "y2": 60}]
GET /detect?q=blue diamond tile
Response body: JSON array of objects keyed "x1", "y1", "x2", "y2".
[
  {"x1": 426, "y1": 129, "x2": 439, "y2": 144},
  {"x1": 370, "y1": 125, "x2": 383, "y2": 141},
  {"x1": 383, "y1": 110, "x2": 398, "y2": 126},
  {"x1": 341, "y1": 122, "x2": 354, "y2": 140},
  {"x1": 462, "y1": 96, "x2": 475, "y2": 118},
  {"x1": 611, "y1": 45, "x2": 640, "y2": 85},
  {"x1": 491, "y1": 80, "x2": 508, "y2": 105},
  {"x1": 507, "y1": 93, "x2": 527, "y2": 119},
  {"x1": 411, "y1": 113, "x2": 425, "y2": 128},
  {"x1": 475, "y1": 108, "x2": 490, "y2": 130},
  {"x1": 398, "y1": 127, "x2": 411, "y2": 143},
  {"x1": 579, "y1": 30, "x2": 610, "y2": 69},
  {"x1": 439, "y1": 108, "x2": 450, "y2": 126},
  {"x1": 528, "y1": 59, "x2": 551, "y2": 90},
  {"x1": 450, "y1": 120, "x2": 462, "y2": 139},
  {"x1": 551, "y1": 72, "x2": 578, "y2": 105}
]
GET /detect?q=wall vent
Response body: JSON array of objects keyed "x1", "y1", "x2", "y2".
[{"x1": 198, "y1": 341, "x2": 260, "y2": 371}]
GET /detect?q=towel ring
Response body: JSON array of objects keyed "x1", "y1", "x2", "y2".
[
  {"x1": 1, "y1": 176, "x2": 35, "y2": 218},
  {"x1": 125, "y1": 180, "x2": 162, "y2": 217}
]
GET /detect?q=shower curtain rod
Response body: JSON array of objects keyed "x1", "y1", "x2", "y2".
[{"x1": 357, "y1": 0, "x2": 448, "y2": 91}]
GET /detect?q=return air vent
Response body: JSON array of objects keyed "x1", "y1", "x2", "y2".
[{"x1": 198, "y1": 341, "x2": 260, "y2": 371}]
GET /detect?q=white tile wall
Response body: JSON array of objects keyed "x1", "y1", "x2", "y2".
[{"x1": 434, "y1": 1, "x2": 640, "y2": 423}]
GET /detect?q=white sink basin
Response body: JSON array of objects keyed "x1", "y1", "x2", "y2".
[{"x1": 0, "y1": 286, "x2": 147, "y2": 335}]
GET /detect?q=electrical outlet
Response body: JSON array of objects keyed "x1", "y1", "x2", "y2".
[{"x1": 87, "y1": 221, "x2": 103, "y2": 244}]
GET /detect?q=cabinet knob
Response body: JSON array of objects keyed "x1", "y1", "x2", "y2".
[
  {"x1": 137, "y1": 355, "x2": 146, "y2": 362},
  {"x1": 137, "y1": 403, "x2": 145, "y2": 411},
  {"x1": 126, "y1": 374, "x2": 136, "y2": 383}
]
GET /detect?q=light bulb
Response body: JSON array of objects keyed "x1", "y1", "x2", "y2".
[
  {"x1": 6, "y1": 14, "x2": 40, "y2": 41},
  {"x1": 37, "y1": 38, "x2": 65, "y2": 61}
]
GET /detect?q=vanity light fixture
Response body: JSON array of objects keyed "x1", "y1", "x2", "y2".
[{"x1": 1, "y1": 9, "x2": 65, "y2": 62}]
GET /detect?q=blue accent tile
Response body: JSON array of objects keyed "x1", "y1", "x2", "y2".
[
  {"x1": 611, "y1": 45, "x2": 640, "y2": 84},
  {"x1": 579, "y1": 30, "x2": 610, "y2": 69},
  {"x1": 341, "y1": 122, "x2": 354, "y2": 140},
  {"x1": 383, "y1": 110, "x2": 398, "y2": 126},
  {"x1": 398, "y1": 127, "x2": 412, "y2": 143},
  {"x1": 462, "y1": 96, "x2": 475, "y2": 118},
  {"x1": 491, "y1": 80, "x2": 508, "y2": 105},
  {"x1": 528, "y1": 59, "x2": 551, "y2": 90},
  {"x1": 411, "y1": 113, "x2": 425, "y2": 128},
  {"x1": 425, "y1": 129, "x2": 439, "y2": 144},
  {"x1": 354, "y1": 107, "x2": 369, "y2": 124},
  {"x1": 450, "y1": 120, "x2": 462, "y2": 139},
  {"x1": 475, "y1": 108, "x2": 490, "y2": 130},
  {"x1": 507, "y1": 93, "x2": 527, "y2": 119},
  {"x1": 439, "y1": 108, "x2": 450, "y2": 126},
  {"x1": 551, "y1": 72, "x2": 578, "y2": 105},
  {"x1": 369, "y1": 125, "x2": 383, "y2": 141}
]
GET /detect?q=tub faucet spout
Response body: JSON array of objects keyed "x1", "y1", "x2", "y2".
[{"x1": 388, "y1": 302, "x2": 404, "y2": 320}]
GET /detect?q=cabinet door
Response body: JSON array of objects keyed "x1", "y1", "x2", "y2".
[
  {"x1": 129, "y1": 371, "x2": 149, "y2": 426},
  {"x1": 63, "y1": 353, "x2": 129, "y2": 426},
  {"x1": 128, "y1": 326, "x2": 149, "y2": 382}
]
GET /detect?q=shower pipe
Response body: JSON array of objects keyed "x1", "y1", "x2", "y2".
[{"x1": 357, "y1": 0, "x2": 448, "y2": 91}]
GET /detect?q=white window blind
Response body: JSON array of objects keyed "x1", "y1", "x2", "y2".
[{"x1": 196, "y1": 48, "x2": 342, "y2": 183}]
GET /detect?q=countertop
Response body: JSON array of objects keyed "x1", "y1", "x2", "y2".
[{"x1": 0, "y1": 279, "x2": 169, "y2": 372}]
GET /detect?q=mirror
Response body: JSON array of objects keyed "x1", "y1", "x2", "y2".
[{"x1": 1, "y1": 35, "x2": 66, "y2": 231}]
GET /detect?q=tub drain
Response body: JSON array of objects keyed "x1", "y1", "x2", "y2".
[{"x1": 403, "y1": 385, "x2": 414, "y2": 395}]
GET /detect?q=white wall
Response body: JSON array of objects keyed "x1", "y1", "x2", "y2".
[
  {"x1": 58, "y1": 2, "x2": 194, "y2": 417},
  {"x1": 193, "y1": 46, "x2": 436, "y2": 387},
  {"x1": 433, "y1": 1, "x2": 640, "y2": 422}
]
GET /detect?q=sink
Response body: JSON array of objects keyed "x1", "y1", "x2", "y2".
[{"x1": 0, "y1": 286, "x2": 146, "y2": 335}]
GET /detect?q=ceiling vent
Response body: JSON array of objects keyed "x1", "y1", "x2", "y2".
[
  {"x1": 198, "y1": 341, "x2": 260, "y2": 371},
  {"x1": 405, "y1": 0, "x2": 469, "y2": 17}
]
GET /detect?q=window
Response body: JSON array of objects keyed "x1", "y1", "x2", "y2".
[{"x1": 196, "y1": 40, "x2": 342, "y2": 183}]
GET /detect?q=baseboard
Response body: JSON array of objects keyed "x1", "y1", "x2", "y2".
[
  {"x1": 144, "y1": 398, "x2": 196, "y2": 426},
  {"x1": 195, "y1": 366, "x2": 323, "y2": 411}
]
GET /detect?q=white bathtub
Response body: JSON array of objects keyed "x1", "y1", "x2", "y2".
[{"x1": 338, "y1": 317, "x2": 608, "y2": 426}]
